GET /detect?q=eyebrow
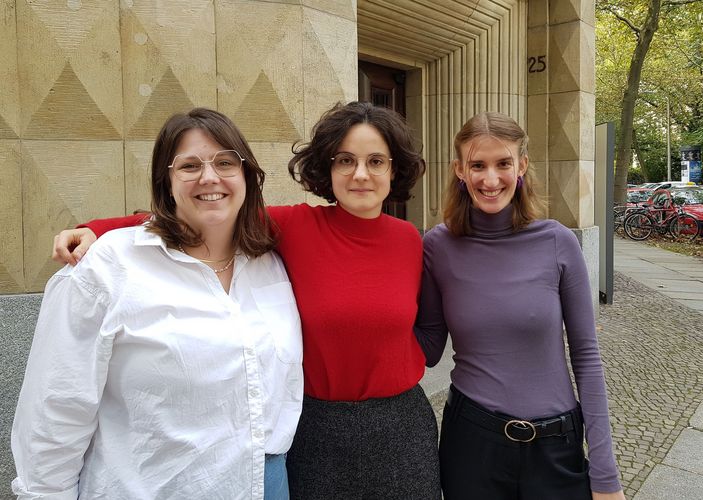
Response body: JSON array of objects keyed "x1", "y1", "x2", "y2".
[
  {"x1": 468, "y1": 156, "x2": 514, "y2": 163},
  {"x1": 334, "y1": 151, "x2": 388, "y2": 156}
]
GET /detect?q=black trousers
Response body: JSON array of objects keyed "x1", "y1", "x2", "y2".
[
  {"x1": 439, "y1": 387, "x2": 591, "y2": 500},
  {"x1": 286, "y1": 385, "x2": 441, "y2": 500}
]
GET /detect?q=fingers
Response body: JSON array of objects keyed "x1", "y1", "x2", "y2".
[{"x1": 51, "y1": 228, "x2": 97, "y2": 266}]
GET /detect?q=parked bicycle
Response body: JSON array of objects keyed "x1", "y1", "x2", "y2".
[{"x1": 623, "y1": 204, "x2": 700, "y2": 242}]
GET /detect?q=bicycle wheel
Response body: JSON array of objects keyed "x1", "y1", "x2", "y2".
[
  {"x1": 624, "y1": 212, "x2": 654, "y2": 241},
  {"x1": 613, "y1": 206, "x2": 627, "y2": 236},
  {"x1": 669, "y1": 213, "x2": 700, "y2": 242}
]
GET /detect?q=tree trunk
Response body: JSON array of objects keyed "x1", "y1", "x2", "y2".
[
  {"x1": 613, "y1": 0, "x2": 663, "y2": 203},
  {"x1": 632, "y1": 128, "x2": 649, "y2": 182}
]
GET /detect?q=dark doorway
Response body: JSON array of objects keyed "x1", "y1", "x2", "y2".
[{"x1": 359, "y1": 60, "x2": 407, "y2": 220}]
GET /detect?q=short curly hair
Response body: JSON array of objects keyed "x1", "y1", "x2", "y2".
[{"x1": 288, "y1": 101, "x2": 425, "y2": 203}]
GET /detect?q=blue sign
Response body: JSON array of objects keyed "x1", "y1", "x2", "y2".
[{"x1": 690, "y1": 160, "x2": 702, "y2": 183}]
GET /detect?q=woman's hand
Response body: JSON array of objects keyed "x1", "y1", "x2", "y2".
[
  {"x1": 52, "y1": 227, "x2": 97, "y2": 265},
  {"x1": 593, "y1": 490, "x2": 626, "y2": 500}
]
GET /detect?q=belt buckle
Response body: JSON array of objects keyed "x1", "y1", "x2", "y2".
[{"x1": 504, "y1": 419, "x2": 537, "y2": 442}]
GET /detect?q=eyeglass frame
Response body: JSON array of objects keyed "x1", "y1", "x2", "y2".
[
  {"x1": 167, "y1": 150, "x2": 246, "y2": 181},
  {"x1": 329, "y1": 153, "x2": 393, "y2": 176}
]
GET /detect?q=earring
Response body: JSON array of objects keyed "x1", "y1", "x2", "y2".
[
  {"x1": 516, "y1": 176, "x2": 524, "y2": 190},
  {"x1": 458, "y1": 178, "x2": 466, "y2": 189}
]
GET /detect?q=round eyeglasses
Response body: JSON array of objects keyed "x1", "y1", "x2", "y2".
[
  {"x1": 168, "y1": 150, "x2": 245, "y2": 182},
  {"x1": 330, "y1": 153, "x2": 392, "y2": 176}
]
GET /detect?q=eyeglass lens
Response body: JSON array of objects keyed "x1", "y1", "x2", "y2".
[
  {"x1": 332, "y1": 153, "x2": 391, "y2": 176},
  {"x1": 171, "y1": 150, "x2": 242, "y2": 180}
]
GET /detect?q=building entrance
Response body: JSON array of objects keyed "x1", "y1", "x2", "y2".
[{"x1": 359, "y1": 60, "x2": 407, "y2": 220}]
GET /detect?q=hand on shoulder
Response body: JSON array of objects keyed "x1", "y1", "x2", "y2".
[{"x1": 52, "y1": 227, "x2": 97, "y2": 266}]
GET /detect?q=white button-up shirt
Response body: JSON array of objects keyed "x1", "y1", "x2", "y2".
[{"x1": 12, "y1": 226, "x2": 303, "y2": 500}]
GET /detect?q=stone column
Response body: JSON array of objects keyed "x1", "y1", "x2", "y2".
[{"x1": 528, "y1": 0, "x2": 599, "y2": 308}]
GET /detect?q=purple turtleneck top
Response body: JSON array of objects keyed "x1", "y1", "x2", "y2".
[{"x1": 414, "y1": 206, "x2": 622, "y2": 493}]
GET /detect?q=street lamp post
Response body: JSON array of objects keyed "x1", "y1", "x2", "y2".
[
  {"x1": 640, "y1": 91, "x2": 671, "y2": 181},
  {"x1": 666, "y1": 95, "x2": 671, "y2": 181}
]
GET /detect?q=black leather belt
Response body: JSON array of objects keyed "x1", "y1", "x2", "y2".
[{"x1": 447, "y1": 386, "x2": 578, "y2": 443}]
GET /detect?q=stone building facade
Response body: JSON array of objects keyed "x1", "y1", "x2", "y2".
[
  {"x1": 0, "y1": 0, "x2": 596, "y2": 294},
  {"x1": 0, "y1": 1, "x2": 596, "y2": 493}
]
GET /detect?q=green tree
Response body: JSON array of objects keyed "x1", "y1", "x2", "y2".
[{"x1": 597, "y1": 0, "x2": 703, "y2": 202}]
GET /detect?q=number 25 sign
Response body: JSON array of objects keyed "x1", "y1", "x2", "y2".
[{"x1": 528, "y1": 56, "x2": 546, "y2": 73}]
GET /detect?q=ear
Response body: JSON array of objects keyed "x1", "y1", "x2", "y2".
[
  {"x1": 518, "y1": 155, "x2": 528, "y2": 177},
  {"x1": 453, "y1": 159, "x2": 463, "y2": 179}
]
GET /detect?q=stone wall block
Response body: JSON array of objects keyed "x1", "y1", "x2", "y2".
[
  {"x1": 18, "y1": 0, "x2": 123, "y2": 139},
  {"x1": 548, "y1": 90, "x2": 594, "y2": 161},
  {"x1": 302, "y1": 0, "x2": 355, "y2": 20},
  {"x1": 250, "y1": 142, "x2": 307, "y2": 207},
  {"x1": 0, "y1": 0, "x2": 20, "y2": 139},
  {"x1": 0, "y1": 140, "x2": 24, "y2": 292},
  {"x1": 549, "y1": 159, "x2": 594, "y2": 228},
  {"x1": 121, "y1": 0, "x2": 216, "y2": 139},
  {"x1": 527, "y1": 25, "x2": 548, "y2": 96},
  {"x1": 21, "y1": 140, "x2": 125, "y2": 292},
  {"x1": 302, "y1": 6, "x2": 358, "y2": 133},
  {"x1": 549, "y1": 20, "x2": 595, "y2": 94},
  {"x1": 549, "y1": 0, "x2": 595, "y2": 27},
  {"x1": 527, "y1": 94, "x2": 549, "y2": 162},
  {"x1": 217, "y1": 1, "x2": 303, "y2": 144},
  {"x1": 125, "y1": 140, "x2": 153, "y2": 214},
  {"x1": 528, "y1": 0, "x2": 549, "y2": 28}
]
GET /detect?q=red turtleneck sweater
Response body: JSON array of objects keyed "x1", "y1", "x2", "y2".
[{"x1": 81, "y1": 204, "x2": 426, "y2": 401}]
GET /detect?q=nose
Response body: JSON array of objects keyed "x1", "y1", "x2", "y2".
[
  {"x1": 198, "y1": 161, "x2": 220, "y2": 184},
  {"x1": 483, "y1": 167, "x2": 500, "y2": 187},
  {"x1": 352, "y1": 160, "x2": 370, "y2": 181}
]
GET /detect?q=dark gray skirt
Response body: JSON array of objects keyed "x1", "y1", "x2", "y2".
[{"x1": 286, "y1": 384, "x2": 441, "y2": 500}]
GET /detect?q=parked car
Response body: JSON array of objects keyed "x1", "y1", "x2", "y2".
[
  {"x1": 643, "y1": 181, "x2": 696, "y2": 191},
  {"x1": 647, "y1": 186, "x2": 703, "y2": 219},
  {"x1": 627, "y1": 188, "x2": 654, "y2": 206}
]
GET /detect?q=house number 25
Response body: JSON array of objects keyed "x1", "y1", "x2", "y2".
[{"x1": 528, "y1": 56, "x2": 546, "y2": 73}]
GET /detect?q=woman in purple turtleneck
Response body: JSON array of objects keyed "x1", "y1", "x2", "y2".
[{"x1": 414, "y1": 112, "x2": 625, "y2": 500}]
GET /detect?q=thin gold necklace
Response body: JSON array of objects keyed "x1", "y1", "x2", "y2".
[{"x1": 178, "y1": 244, "x2": 235, "y2": 274}]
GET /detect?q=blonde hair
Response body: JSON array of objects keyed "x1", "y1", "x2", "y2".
[{"x1": 443, "y1": 112, "x2": 544, "y2": 237}]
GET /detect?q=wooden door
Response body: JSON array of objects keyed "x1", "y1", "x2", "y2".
[{"x1": 358, "y1": 61, "x2": 407, "y2": 220}]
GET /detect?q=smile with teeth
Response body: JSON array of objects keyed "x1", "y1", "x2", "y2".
[
  {"x1": 479, "y1": 188, "x2": 503, "y2": 197},
  {"x1": 196, "y1": 193, "x2": 226, "y2": 201}
]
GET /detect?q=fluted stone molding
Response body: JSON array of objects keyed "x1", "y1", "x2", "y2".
[{"x1": 0, "y1": 0, "x2": 356, "y2": 293}]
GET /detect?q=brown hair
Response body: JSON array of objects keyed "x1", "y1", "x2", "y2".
[
  {"x1": 147, "y1": 108, "x2": 275, "y2": 257},
  {"x1": 288, "y1": 101, "x2": 425, "y2": 203},
  {"x1": 443, "y1": 112, "x2": 545, "y2": 236}
]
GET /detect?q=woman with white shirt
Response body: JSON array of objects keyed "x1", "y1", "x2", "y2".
[{"x1": 11, "y1": 108, "x2": 303, "y2": 500}]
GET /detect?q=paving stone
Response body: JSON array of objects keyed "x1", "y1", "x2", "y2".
[{"x1": 633, "y1": 464, "x2": 703, "y2": 500}]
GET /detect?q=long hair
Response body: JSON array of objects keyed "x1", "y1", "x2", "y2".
[
  {"x1": 443, "y1": 112, "x2": 545, "y2": 236},
  {"x1": 288, "y1": 101, "x2": 425, "y2": 203},
  {"x1": 147, "y1": 108, "x2": 275, "y2": 257}
]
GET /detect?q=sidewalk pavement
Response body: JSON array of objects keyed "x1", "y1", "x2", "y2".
[{"x1": 420, "y1": 236, "x2": 703, "y2": 499}]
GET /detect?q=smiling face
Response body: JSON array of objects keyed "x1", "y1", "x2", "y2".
[
  {"x1": 331, "y1": 123, "x2": 393, "y2": 219},
  {"x1": 454, "y1": 135, "x2": 528, "y2": 214},
  {"x1": 170, "y1": 128, "x2": 246, "y2": 237}
]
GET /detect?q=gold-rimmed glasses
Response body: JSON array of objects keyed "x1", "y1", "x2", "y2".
[
  {"x1": 330, "y1": 153, "x2": 392, "y2": 176},
  {"x1": 168, "y1": 150, "x2": 245, "y2": 182}
]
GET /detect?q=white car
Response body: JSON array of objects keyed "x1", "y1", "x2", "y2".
[{"x1": 641, "y1": 181, "x2": 695, "y2": 191}]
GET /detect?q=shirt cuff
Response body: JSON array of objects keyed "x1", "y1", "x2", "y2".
[{"x1": 12, "y1": 477, "x2": 78, "y2": 500}]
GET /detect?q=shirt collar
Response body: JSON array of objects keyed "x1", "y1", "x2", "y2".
[{"x1": 133, "y1": 225, "x2": 249, "y2": 275}]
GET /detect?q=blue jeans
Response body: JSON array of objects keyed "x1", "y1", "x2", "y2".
[{"x1": 264, "y1": 454, "x2": 289, "y2": 500}]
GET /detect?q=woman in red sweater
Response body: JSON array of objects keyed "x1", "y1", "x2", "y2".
[{"x1": 52, "y1": 102, "x2": 441, "y2": 500}]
